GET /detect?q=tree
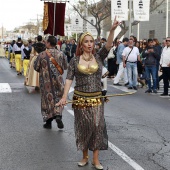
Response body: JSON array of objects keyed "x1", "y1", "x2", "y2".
[
  {"x1": 72, "y1": 0, "x2": 111, "y2": 36},
  {"x1": 116, "y1": 0, "x2": 165, "y2": 39}
]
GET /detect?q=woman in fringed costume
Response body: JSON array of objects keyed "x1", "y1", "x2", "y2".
[
  {"x1": 25, "y1": 35, "x2": 46, "y2": 89},
  {"x1": 57, "y1": 18, "x2": 119, "y2": 170},
  {"x1": 0, "y1": 42, "x2": 5, "y2": 58}
]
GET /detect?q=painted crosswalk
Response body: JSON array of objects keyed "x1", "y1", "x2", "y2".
[
  {"x1": 0, "y1": 83, "x2": 38, "y2": 93},
  {"x1": 0, "y1": 83, "x2": 12, "y2": 93},
  {"x1": 107, "y1": 78, "x2": 170, "y2": 100}
]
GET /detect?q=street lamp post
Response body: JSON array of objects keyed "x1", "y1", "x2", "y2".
[
  {"x1": 166, "y1": 0, "x2": 169, "y2": 37},
  {"x1": 129, "y1": 0, "x2": 132, "y2": 37}
]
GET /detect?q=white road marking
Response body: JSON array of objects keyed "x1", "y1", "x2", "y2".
[
  {"x1": 64, "y1": 105, "x2": 144, "y2": 170},
  {"x1": 108, "y1": 142, "x2": 144, "y2": 170},
  {"x1": 108, "y1": 84, "x2": 137, "y2": 93},
  {"x1": 0, "y1": 83, "x2": 12, "y2": 93}
]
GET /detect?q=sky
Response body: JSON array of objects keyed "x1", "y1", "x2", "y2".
[
  {"x1": 0, "y1": 0, "x2": 102, "y2": 31},
  {"x1": 0, "y1": 0, "x2": 44, "y2": 31}
]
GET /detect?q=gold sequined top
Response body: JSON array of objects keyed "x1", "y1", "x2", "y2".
[
  {"x1": 66, "y1": 46, "x2": 109, "y2": 92},
  {"x1": 77, "y1": 62, "x2": 99, "y2": 75}
]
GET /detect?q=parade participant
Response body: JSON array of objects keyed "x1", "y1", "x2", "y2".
[
  {"x1": 25, "y1": 35, "x2": 46, "y2": 89},
  {"x1": 34, "y1": 36, "x2": 67, "y2": 129},
  {"x1": 13, "y1": 37, "x2": 23, "y2": 75},
  {"x1": 4, "y1": 42, "x2": 9, "y2": 58},
  {"x1": 21, "y1": 41, "x2": 31, "y2": 76},
  {"x1": 0, "y1": 42, "x2": 5, "y2": 58},
  {"x1": 56, "y1": 17, "x2": 119, "y2": 170},
  {"x1": 8, "y1": 40, "x2": 15, "y2": 68}
]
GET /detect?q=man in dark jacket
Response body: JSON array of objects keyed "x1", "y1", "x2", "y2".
[{"x1": 142, "y1": 44, "x2": 158, "y2": 93}]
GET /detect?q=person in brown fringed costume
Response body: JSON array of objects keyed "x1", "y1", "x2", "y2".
[
  {"x1": 34, "y1": 36, "x2": 67, "y2": 129},
  {"x1": 57, "y1": 18, "x2": 119, "y2": 170}
]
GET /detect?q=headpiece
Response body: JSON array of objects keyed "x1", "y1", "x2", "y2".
[{"x1": 79, "y1": 32, "x2": 94, "y2": 45}]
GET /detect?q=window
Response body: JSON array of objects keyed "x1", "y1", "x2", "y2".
[{"x1": 149, "y1": 30, "x2": 155, "y2": 39}]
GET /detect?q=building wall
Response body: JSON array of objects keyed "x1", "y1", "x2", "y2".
[
  {"x1": 128, "y1": 12, "x2": 170, "y2": 42},
  {"x1": 0, "y1": 27, "x2": 7, "y2": 39}
]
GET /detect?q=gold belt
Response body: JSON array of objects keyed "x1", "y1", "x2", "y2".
[
  {"x1": 72, "y1": 90, "x2": 102, "y2": 108},
  {"x1": 74, "y1": 90, "x2": 101, "y2": 97}
]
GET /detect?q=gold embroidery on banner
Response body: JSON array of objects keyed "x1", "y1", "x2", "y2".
[{"x1": 43, "y1": 2, "x2": 49, "y2": 31}]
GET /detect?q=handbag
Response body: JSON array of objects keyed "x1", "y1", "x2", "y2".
[
  {"x1": 125, "y1": 47, "x2": 133, "y2": 64},
  {"x1": 46, "y1": 50, "x2": 64, "y2": 75},
  {"x1": 107, "y1": 48, "x2": 115, "y2": 59}
]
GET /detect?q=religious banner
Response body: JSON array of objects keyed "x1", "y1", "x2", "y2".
[
  {"x1": 111, "y1": 0, "x2": 128, "y2": 21},
  {"x1": 44, "y1": 2, "x2": 66, "y2": 36},
  {"x1": 133, "y1": 0, "x2": 150, "y2": 21}
]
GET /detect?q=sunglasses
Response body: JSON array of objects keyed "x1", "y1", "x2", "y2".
[{"x1": 166, "y1": 40, "x2": 170, "y2": 42}]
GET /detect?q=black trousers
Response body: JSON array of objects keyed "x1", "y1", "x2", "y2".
[{"x1": 162, "y1": 67, "x2": 170, "y2": 94}]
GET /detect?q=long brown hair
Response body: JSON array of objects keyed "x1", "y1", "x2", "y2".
[
  {"x1": 153, "y1": 38, "x2": 160, "y2": 46},
  {"x1": 76, "y1": 32, "x2": 95, "y2": 56}
]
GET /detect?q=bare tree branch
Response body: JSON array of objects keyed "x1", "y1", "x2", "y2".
[
  {"x1": 150, "y1": 0, "x2": 165, "y2": 12},
  {"x1": 72, "y1": 0, "x2": 111, "y2": 36}
]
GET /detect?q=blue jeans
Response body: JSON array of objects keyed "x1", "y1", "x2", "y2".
[
  {"x1": 156, "y1": 61, "x2": 159, "y2": 88},
  {"x1": 126, "y1": 62, "x2": 138, "y2": 87},
  {"x1": 145, "y1": 66, "x2": 157, "y2": 90}
]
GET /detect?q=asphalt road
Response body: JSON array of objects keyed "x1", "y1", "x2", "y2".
[{"x1": 0, "y1": 57, "x2": 170, "y2": 170}]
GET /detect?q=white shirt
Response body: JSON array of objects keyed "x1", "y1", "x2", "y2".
[
  {"x1": 13, "y1": 43, "x2": 24, "y2": 53},
  {"x1": 160, "y1": 46, "x2": 170, "y2": 67},
  {"x1": 122, "y1": 46, "x2": 139, "y2": 62}
]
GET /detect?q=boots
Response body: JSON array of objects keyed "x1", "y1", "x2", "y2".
[
  {"x1": 56, "y1": 115, "x2": 64, "y2": 129},
  {"x1": 43, "y1": 118, "x2": 53, "y2": 129}
]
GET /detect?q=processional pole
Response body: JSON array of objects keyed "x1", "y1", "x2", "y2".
[{"x1": 53, "y1": 1, "x2": 57, "y2": 36}]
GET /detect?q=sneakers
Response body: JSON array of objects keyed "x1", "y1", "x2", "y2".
[
  {"x1": 153, "y1": 89, "x2": 157, "y2": 93},
  {"x1": 56, "y1": 115, "x2": 64, "y2": 129},
  {"x1": 128, "y1": 87, "x2": 133, "y2": 89},
  {"x1": 124, "y1": 82, "x2": 129, "y2": 86},
  {"x1": 113, "y1": 83, "x2": 122, "y2": 86},
  {"x1": 145, "y1": 89, "x2": 152, "y2": 93}
]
